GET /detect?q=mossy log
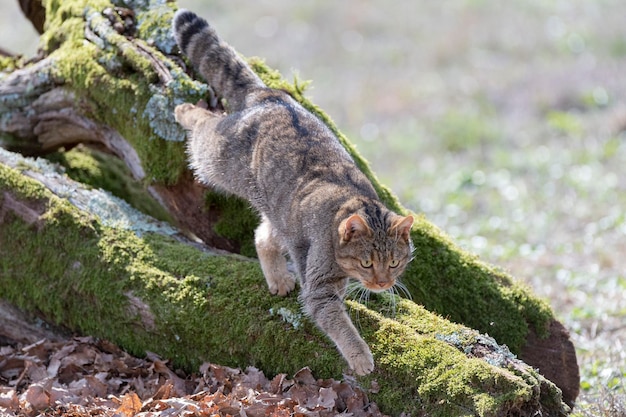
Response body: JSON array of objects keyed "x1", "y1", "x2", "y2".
[
  {"x1": 0, "y1": 148, "x2": 567, "y2": 416},
  {"x1": 0, "y1": 0, "x2": 578, "y2": 413}
]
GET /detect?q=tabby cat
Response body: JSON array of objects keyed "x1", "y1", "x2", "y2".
[{"x1": 172, "y1": 10, "x2": 414, "y2": 375}]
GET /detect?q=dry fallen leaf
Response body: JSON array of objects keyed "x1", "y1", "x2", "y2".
[
  {"x1": 0, "y1": 388, "x2": 18, "y2": 410},
  {"x1": 21, "y1": 382, "x2": 50, "y2": 413},
  {"x1": 116, "y1": 391, "x2": 143, "y2": 416},
  {"x1": 0, "y1": 337, "x2": 389, "y2": 417},
  {"x1": 316, "y1": 387, "x2": 337, "y2": 409}
]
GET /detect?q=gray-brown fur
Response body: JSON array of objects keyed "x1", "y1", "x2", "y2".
[{"x1": 172, "y1": 10, "x2": 414, "y2": 375}]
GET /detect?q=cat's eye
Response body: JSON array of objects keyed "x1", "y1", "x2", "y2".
[
  {"x1": 389, "y1": 259, "x2": 399, "y2": 268},
  {"x1": 360, "y1": 259, "x2": 373, "y2": 268}
]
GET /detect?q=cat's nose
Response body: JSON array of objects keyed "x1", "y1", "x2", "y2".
[{"x1": 375, "y1": 280, "x2": 391, "y2": 289}]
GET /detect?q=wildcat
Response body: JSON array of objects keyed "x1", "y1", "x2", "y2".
[{"x1": 172, "y1": 10, "x2": 414, "y2": 375}]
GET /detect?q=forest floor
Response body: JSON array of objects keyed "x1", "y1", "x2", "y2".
[
  {"x1": 1, "y1": 0, "x2": 625, "y2": 416},
  {"x1": 0, "y1": 336, "x2": 385, "y2": 416}
]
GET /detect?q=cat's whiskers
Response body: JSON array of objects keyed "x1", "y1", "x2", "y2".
[
  {"x1": 387, "y1": 285, "x2": 399, "y2": 317},
  {"x1": 345, "y1": 281, "x2": 362, "y2": 299},
  {"x1": 345, "y1": 281, "x2": 372, "y2": 332},
  {"x1": 347, "y1": 280, "x2": 404, "y2": 319},
  {"x1": 359, "y1": 286, "x2": 371, "y2": 307},
  {"x1": 394, "y1": 280, "x2": 412, "y2": 301}
]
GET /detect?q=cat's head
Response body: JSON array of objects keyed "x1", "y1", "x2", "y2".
[{"x1": 335, "y1": 209, "x2": 414, "y2": 292}]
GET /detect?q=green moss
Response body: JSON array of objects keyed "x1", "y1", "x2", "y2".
[
  {"x1": 204, "y1": 191, "x2": 259, "y2": 257},
  {"x1": 0, "y1": 155, "x2": 336, "y2": 375},
  {"x1": 350, "y1": 301, "x2": 550, "y2": 416},
  {"x1": 1, "y1": 168, "x2": 127, "y2": 331},
  {"x1": 89, "y1": 11, "x2": 157, "y2": 82},
  {"x1": 0, "y1": 56, "x2": 19, "y2": 73},
  {"x1": 0, "y1": 163, "x2": 48, "y2": 201},
  {"x1": 400, "y1": 215, "x2": 553, "y2": 353},
  {"x1": 352, "y1": 296, "x2": 563, "y2": 415}
]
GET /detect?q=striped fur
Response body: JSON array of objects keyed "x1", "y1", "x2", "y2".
[
  {"x1": 172, "y1": 10, "x2": 414, "y2": 376},
  {"x1": 173, "y1": 10, "x2": 264, "y2": 111}
]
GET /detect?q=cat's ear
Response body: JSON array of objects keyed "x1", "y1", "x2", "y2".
[
  {"x1": 339, "y1": 214, "x2": 371, "y2": 242},
  {"x1": 392, "y1": 215, "x2": 414, "y2": 241}
]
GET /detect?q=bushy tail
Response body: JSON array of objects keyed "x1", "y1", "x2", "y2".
[{"x1": 172, "y1": 9, "x2": 264, "y2": 112}]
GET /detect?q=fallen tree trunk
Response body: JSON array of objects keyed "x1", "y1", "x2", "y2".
[
  {"x1": 0, "y1": 0, "x2": 578, "y2": 412},
  {"x1": 0, "y1": 148, "x2": 567, "y2": 416}
]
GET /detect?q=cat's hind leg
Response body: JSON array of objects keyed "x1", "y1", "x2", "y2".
[
  {"x1": 255, "y1": 215, "x2": 296, "y2": 296},
  {"x1": 174, "y1": 102, "x2": 218, "y2": 130},
  {"x1": 175, "y1": 103, "x2": 231, "y2": 190}
]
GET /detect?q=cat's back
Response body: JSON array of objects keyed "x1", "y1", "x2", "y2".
[
  {"x1": 231, "y1": 89, "x2": 362, "y2": 181},
  {"x1": 221, "y1": 88, "x2": 378, "y2": 215},
  {"x1": 247, "y1": 89, "x2": 349, "y2": 159}
]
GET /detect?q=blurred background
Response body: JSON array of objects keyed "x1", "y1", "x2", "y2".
[{"x1": 2, "y1": 0, "x2": 625, "y2": 415}]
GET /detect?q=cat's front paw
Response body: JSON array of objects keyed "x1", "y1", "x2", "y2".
[{"x1": 346, "y1": 346, "x2": 374, "y2": 376}]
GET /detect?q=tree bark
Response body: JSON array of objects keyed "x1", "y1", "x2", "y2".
[
  {"x1": 0, "y1": 0, "x2": 579, "y2": 412},
  {"x1": 0, "y1": 300, "x2": 69, "y2": 345}
]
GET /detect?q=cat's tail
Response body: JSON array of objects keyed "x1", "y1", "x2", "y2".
[{"x1": 172, "y1": 9, "x2": 265, "y2": 112}]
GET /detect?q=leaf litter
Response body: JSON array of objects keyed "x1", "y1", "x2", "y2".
[{"x1": 0, "y1": 336, "x2": 387, "y2": 416}]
